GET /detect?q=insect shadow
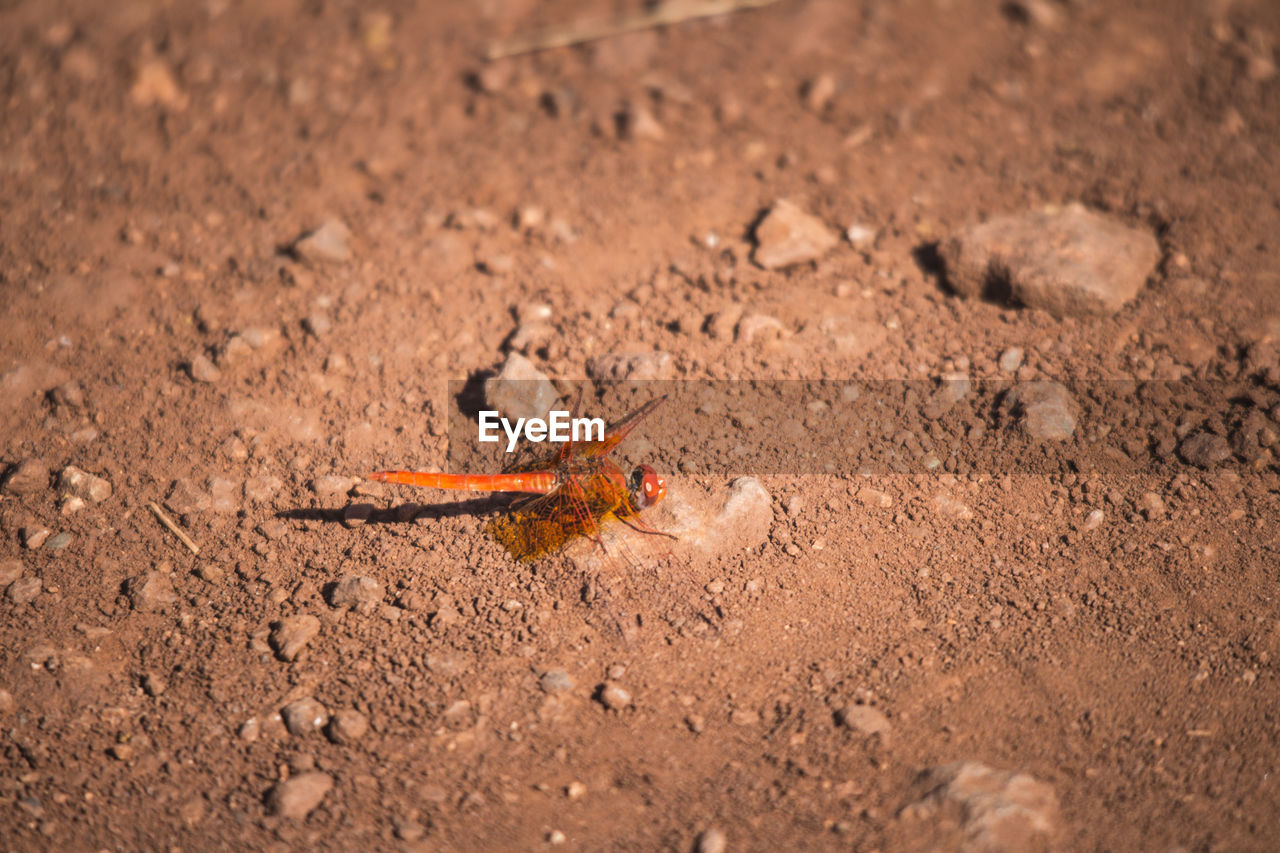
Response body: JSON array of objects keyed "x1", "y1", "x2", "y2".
[{"x1": 276, "y1": 495, "x2": 517, "y2": 526}]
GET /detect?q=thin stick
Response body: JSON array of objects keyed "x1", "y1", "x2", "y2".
[
  {"x1": 486, "y1": 0, "x2": 784, "y2": 61},
  {"x1": 149, "y1": 501, "x2": 201, "y2": 556}
]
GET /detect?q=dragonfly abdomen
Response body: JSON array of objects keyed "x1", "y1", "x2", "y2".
[{"x1": 368, "y1": 470, "x2": 558, "y2": 494}]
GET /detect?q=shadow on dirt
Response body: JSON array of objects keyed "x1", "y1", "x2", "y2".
[{"x1": 276, "y1": 495, "x2": 514, "y2": 525}]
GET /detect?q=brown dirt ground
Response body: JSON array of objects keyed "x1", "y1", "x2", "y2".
[{"x1": 3, "y1": 0, "x2": 1280, "y2": 850}]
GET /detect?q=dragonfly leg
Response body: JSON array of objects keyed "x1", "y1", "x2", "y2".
[{"x1": 618, "y1": 515, "x2": 678, "y2": 541}]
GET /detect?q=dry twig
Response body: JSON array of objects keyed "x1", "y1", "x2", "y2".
[
  {"x1": 149, "y1": 501, "x2": 201, "y2": 556},
  {"x1": 487, "y1": 0, "x2": 784, "y2": 60}
]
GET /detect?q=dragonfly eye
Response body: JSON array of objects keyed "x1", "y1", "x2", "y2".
[{"x1": 630, "y1": 464, "x2": 667, "y2": 508}]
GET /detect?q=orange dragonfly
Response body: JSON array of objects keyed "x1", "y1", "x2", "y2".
[{"x1": 369, "y1": 395, "x2": 672, "y2": 561}]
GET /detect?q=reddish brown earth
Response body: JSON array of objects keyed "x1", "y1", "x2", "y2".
[{"x1": 3, "y1": 0, "x2": 1280, "y2": 850}]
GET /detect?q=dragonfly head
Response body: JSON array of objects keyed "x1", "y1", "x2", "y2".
[{"x1": 629, "y1": 464, "x2": 666, "y2": 509}]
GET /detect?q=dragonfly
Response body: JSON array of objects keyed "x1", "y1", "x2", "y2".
[{"x1": 369, "y1": 395, "x2": 673, "y2": 561}]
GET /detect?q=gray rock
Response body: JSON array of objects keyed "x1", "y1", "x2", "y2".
[
  {"x1": 939, "y1": 203, "x2": 1160, "y2": 316},
  {"x1": 2, "y1": 458, "x2": 49, "y2": 495},
  {"x1": 7, "y1": 576, "x2": 42, "y2": 605},
  {"x1": 281, "y1": 697, "x2": 329, "y2": 736},
  {"x1": 270, "y1": 614, "x2": 320, "y2": 661},
  {"x1": 1005, "y1": 382, "x2": 1076, "y2": 440},
  {"x1": 752, "y1": 199, "x2": 838, "y2": 269},
  {"x1": 293, "y1": 220, "x2": 352, "y2": 264},
  {"x1": 58, "y1": 465, "x2": 112, "y2": 504},
  {"x1": 900, "y1": 761, "x2": 1059, "y2": 853},
  {"x1": 1179, "y1": 432, "x2": 1232, "y2": 468},
  {"x1": 328, "y1": 575, "x2": 384, "y2": 614},
  {"x1": 267, "y1": 771, "x2": 333, "y2": 819},
  {"x1": 484, "y1": 352, "x2": 559, "y2": 421},
  {"x1": 127, "y1": 573, "x2": 177, "y2": 613},
  {"x1": 45, "y1": 531, "x2": 72, "y2": 552}
]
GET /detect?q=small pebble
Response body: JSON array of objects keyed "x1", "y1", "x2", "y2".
[
  {"x1": 1179, "y1": 432, "x2": 1232, "y2": 468},
  {"x1": 697, "y1": 827, "x2": 728, "y2": 853},
  {"x1": 126, "y1": 573, "x2": 177, "y2": 613},
  {"x1": 303, "y1": 313, "x2": 332, "y2": 337},
  {"x1": 618, "y1": 102, "x2": 665, "y2": 141},
  {"x1": 540, "y1": 669, "x2": 575, "y2": 694},
  {"x1": 598, "y1": 682, "x2": 632, "y2": 710},
  {"x1": 1083, "y1": 509, "x2": 1104, "y2": 530},
  {"x1": 58, "y1": 465, "x2": 112, "y2": 503},
  {"x1": 7, "y1": 576, "x2": 42, "y2": 605},
  {"x1": 326, "y1": 709, "x2": 369, "y2": 745},
  {"x1": 23, "y1": 527, "x2": 51, "y2": 549},
  {"x1": 1138, "y1": 491, "x2": 1166, "y2": 520},
  {"x1": 142, "y1": 671, "x2": 167, "y2": 696},
  {"x1": 50, "y1": 381, "x2": 85, "y2": 407},
  {"x1": 188, "y1": 353, "x2": 222, "y2": 383},
  {"x1": 3, "y1": 458, "x2": 49, "y2": 495},
  {"x1": 270, "y1": 614, "x2": 321, "y2": 661},
  {"x1": 45, "y1": 531, "x2": 72, "y2": 551},
  {"x1": 238, "y1": 718, "x2": 261, "y2": 742},
  {"x1": 998, "y1": 347, "x2": 1024, "y2": 373},
  {"x1": 328, "y1": 575, "x2": 384, "y2": 613},
  {"x1": 341, "y1": 503, "x2": 373, "y2": 528},
  {"x1": 282, "y1": 697, "x2": 329, "y2": 736},
  {"x1": 752, "y1": 199, "x2": 838, "y2": 270},
  {"x1": 312, "y1": 475, "x2": 357, "y2": 498},
  {"x1": 165, "y1": 478, "x2": 212, "y2": 515},
  {"x1": 804, "y1": 73, "x2": 836, "y2": 111},
  {"x1": 292, "y1": 220, "x2": 352, "y2": 264},
  {"x1": 267, "y1": 771, "x2": 334, "y2": 819},
  {"x1": 0, "y1": 559, "x2": 24, "y2": 586},
  {"x1": 836, "y1": 704, "x2": 892, "y2": 744},
  {"x1": 845, "y1": 223, "x2": 876, "y2": 246}
]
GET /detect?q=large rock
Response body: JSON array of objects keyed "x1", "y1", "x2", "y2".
[
  {"x1": 939, "y1": 203, "x2": 1160, "y2": 316},
  {"x1": 752, "y1": 199, "x2": 839, "y2": 270}
]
